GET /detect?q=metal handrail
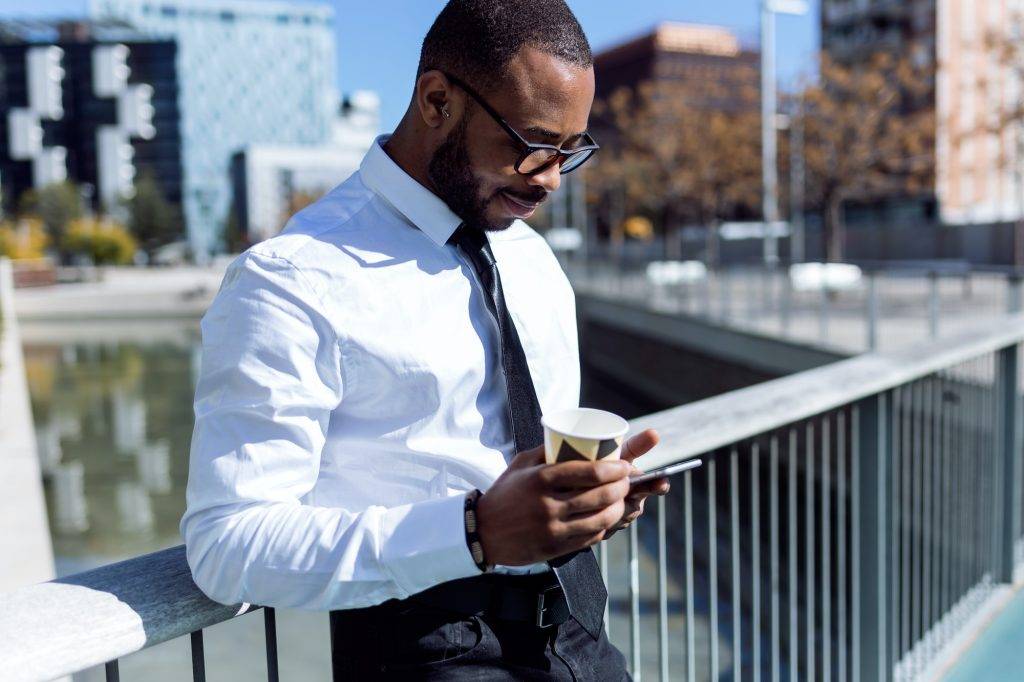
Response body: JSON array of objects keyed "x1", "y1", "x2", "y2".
[
  {"x1": 630, "y1": 314, "x2": 1024, "y2": 471},
  {"x1": 0, "y1": 545, "x2": 257, "y2": 681},
  {"x1": 4, "y1": 313, "x2": 1024, "y2": 679}
]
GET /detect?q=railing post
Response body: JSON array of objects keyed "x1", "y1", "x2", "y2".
[
  {"x1": 928, "y1": 271, "x2": 940, "y2": 339},
  {"x1": 819, "y1": 285, "x2": 830, "y2": 342},
  {"x1": 1009, "y1": 273, "x2": 1023, "y2": 314},
  {"x1": 703, "y1": 271, "x2": 713, "y2": 318},
  {"x1": 781, "y1": 268, "x2": 792, "y2": 335},
  {"x1": 761, "y1": 267, "x2": 771, "y2": 322},
  {"x1": 853, "y1": 392, "x2": 892, "y2": 682},
  {"x1": 719, "y1": 269, "x2": 731, "y2": 320},
  {"x1": 996, "y1": 344, "x2": 1022, "y2": 583},
  {"x1": 867, "y1": 272, "x2": 879, "y2": 352}
]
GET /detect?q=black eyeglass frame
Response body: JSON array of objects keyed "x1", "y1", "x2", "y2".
[{"x1": 441, "y1": 71, "x2": 600, "y2": 176}]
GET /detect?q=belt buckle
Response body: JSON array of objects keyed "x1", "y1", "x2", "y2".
[{"x1": 535, "y1": 583, "x2": 563, "y2": 629}]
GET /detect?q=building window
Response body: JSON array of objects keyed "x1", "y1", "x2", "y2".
[
  {"x1": 161, "y1": 5, "x2": 177, "y2": 17},
  {"x1": 220, "y1": 10, "x2": 236, "y2": 22}
]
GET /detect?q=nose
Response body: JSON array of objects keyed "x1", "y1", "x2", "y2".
[{"x1": 526, "y1": 162, "x2": 561, "y2": 194}]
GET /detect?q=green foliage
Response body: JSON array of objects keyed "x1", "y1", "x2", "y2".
[
  {"x1": 0, "y1": 218, "x2": 49, "y2": 260},
  {"x1": 18, "y1": 182, "x2": 84, "y2": 242},
  {"x1": 62, "y1": 218, "x2": 137, "y2": 265},
  {"x1": 126, "y1": 170, "x2": 182, "y2": 253}
]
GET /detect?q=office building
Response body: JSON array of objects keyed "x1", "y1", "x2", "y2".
[
  {"x1": 593, "y1": 23, "x2": 760, "y2": 111},
  {"x1": 821, "y1": 0, "x2": 936, "y2": 66},
  {"x1": 936, "y1": 0, "x2": 1021, "y2": 225},
  {"x1": 231, "y1": 91, "x2": 380, "y2": 243},
  {"x1": 822, "y1": 0, "x2": 1021, "y2": 226},
  {"x1": 89, "y1": 0, "x2": 338, "y2": 258},
  {"x1": 0, "y1": 19, "x2": 182, "y2": 221}
]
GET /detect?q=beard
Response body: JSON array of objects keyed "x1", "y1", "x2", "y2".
[
  {"x1": 428, "y1": 115, "x2": 510, "y2": 233},
  {"x1": 429, "y1": 115, "x2": 551, "y2": 232}
]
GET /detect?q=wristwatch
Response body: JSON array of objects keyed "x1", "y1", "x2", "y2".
[{"x1": 464, "y1": 489, "x2": 493, "y2": 573}]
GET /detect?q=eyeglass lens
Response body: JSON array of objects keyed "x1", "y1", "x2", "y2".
[{"x1": 518, "y1": 147, "x2": 595, "y2": 175}]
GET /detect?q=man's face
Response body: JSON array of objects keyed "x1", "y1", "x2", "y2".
[{"x1": 428, "y1": 47, "x2": 596, "y2": 232}]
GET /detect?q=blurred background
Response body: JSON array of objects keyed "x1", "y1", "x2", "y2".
[{"x1": 2, "y1": 0, "x2": 1022, "y2": 680}]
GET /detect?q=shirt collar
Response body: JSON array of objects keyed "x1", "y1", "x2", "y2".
[{"x1": 359, "y1": 135, "x2": 462, "y2": 247}]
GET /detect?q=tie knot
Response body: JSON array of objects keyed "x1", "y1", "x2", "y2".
[{"x1": 450, "y1": 223, "x2": 496, "y2": 272}]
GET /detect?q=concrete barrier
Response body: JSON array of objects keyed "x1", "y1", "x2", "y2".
[{"x1": 0, "y1": 257, "x2": 56, "y2": 591}]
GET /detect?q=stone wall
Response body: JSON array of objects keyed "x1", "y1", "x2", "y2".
[{"x1": 0, "y1": 257, "x2": 56, "y2": 591}]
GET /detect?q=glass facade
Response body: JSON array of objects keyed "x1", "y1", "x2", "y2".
[
  {"x1": 0, "y1": 27, "x2": 183, "y2": 228},
  {"x1": 89, "y1": 0, "x2": 338, "y2": 258}
]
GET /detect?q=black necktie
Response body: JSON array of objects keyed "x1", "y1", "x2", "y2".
[{"x1": 449, "y1": 223, "x2": 607, "y2": 640}]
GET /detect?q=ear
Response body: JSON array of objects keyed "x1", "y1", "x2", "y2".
[{"x1": 415, "y1": 70, "x2": 459, "y2": 129}]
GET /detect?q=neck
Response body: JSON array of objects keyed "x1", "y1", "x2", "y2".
[{"x1": 382, "y1": 116, "x2": 438, "y2": 196}]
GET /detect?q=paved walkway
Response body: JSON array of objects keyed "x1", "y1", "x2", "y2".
[
  {"x1": 14, "y1": 264, "x2": 229, "y2": 321},
  {"x1": 944, "y1": 587, "x2": 1024, "y2": 681},
  {"x1": 567, "y1": 264, "x2": 1018, "y2": 355}
]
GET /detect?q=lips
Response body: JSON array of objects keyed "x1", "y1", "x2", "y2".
[{"x1": 500, "y1": 191, "x2": 544, "y2": 219}]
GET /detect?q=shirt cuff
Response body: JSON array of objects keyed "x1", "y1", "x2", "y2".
[{"x1": 379, "y1": 493, "x2": 481, "y2": 597}]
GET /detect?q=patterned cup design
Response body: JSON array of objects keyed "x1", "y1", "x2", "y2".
[{"x1": 541, "y1": 408, "x2": 630, "y2": 465}]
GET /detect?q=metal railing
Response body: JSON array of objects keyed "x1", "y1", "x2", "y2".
[
  {"x1": 564, "y1": 259, "x2": 1024, "y2": 355},
  {"x1": 0, "y1": 545, "x2": 271, "y2": 681},
  {"x1": 3, "y1": 315, "x2": 1024, "y2": 680},
  {"x1": 598, "y1": 312, "x2": 1024, "y2": 680}
]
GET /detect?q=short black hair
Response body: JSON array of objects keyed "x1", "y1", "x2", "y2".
[{"x1": 417, "y1": 0, "x2": 592, "y2": 90}]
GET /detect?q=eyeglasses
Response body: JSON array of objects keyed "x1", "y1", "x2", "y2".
[{"x1": 442, "y1": 71, "x2": 599, "y2": 176}]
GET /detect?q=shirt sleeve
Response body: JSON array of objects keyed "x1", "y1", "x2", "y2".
[{"x1": 180, "y1": 251, "x2": 480, "y2": 611}]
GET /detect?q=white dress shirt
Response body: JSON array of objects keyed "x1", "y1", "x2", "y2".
[{"x1": 181, "y1": 136, "x2": 581, "y2": 611}]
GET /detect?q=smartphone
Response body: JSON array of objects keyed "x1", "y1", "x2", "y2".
[{"x1": 629, "y1": 459, "x2": 702, "y2": 486}]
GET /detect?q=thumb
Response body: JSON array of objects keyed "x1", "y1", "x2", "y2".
[
  {"x1": 622, "y1": 429, "x2": 660, "y2": 463},
  {"x1": 507, "y1": 444, "x2": 546, "y2": 470}
]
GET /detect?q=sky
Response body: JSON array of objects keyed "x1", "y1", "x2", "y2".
[{"x1": 6, "y1": 0, "x2": 820, "y2": 130}]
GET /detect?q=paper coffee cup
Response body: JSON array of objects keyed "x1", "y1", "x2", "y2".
[{"x1": 541, "y1": 408, "x2": 630, "y2": 464}]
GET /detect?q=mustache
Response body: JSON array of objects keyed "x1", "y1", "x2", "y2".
[{"x1": 499, "y1": 188, "x2": 548, "y2": 204}]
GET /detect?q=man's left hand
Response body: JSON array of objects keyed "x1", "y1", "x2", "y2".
[{"x1": 607, "y1": 429, "x2": 669, "y2": 536}]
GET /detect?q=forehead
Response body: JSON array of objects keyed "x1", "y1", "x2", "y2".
[{"x1": 490, "y1": 46, "x2": 595, "y2": 134}]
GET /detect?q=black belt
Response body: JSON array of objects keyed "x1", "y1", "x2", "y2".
[{"x1": 403, "y1": 571, "x2": 571, "y2": 629}]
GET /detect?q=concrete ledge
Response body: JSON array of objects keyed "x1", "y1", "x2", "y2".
[{"x1": 0, "y1": 257, "x2": 55, "y2": 591}]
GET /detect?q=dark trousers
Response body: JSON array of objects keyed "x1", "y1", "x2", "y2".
[{"x1": 329, "y1": 591, "x2": 630, "y2": 680}]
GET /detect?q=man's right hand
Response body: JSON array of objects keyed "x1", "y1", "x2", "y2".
[{"x1": 474, "y1": 445, "x2": 632, "y2": 566}]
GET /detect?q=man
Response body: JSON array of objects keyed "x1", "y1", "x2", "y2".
[{"x1": 182, "y1": 1, "x2": 669, "y2": 678}]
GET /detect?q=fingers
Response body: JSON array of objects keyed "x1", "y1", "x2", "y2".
[
  {"x1": 556, "y1": 477, "x2": 631, "y2": 517},
  {"x1": 559, "y1": 499, "x2": 626, "y2": 538},
  {"x1": 627, "y1": 476, "x2": 671, "y2": 498},
  {"x1": 620, "y1": 498, "x2": 644, "y2": 525},
  {"x1": 507, "y1": 444, "x2": 546, "y2": 470},
  {"x1": 539, "y1": 459, "x2": 631, "y2": 489},
  {"x1": 622, "y1": 429, "x2": 660, "y2": 463}
]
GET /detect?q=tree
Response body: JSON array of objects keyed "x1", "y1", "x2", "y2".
[
  {"x1": 125, "y1": 170, "x2": 182, "y2": 255},
  {"x1": 589, "y1": 72, "x2": 763, "y2": 264},
  {"x1": 62, "y1": 217, "x2": 137, "y2": 265},
  {"x1": 0, "y1": 218, "x2": 49, "y2": 260},
  {"x1": 953, "y1": 11, "x2": 1024, "y2": 264},
  {"x1": 18, "y1": 181, "x2": 84, "y2": 244},
  {"x1": 800, "y1": 53, "x2": 935, "y2": 262}
]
